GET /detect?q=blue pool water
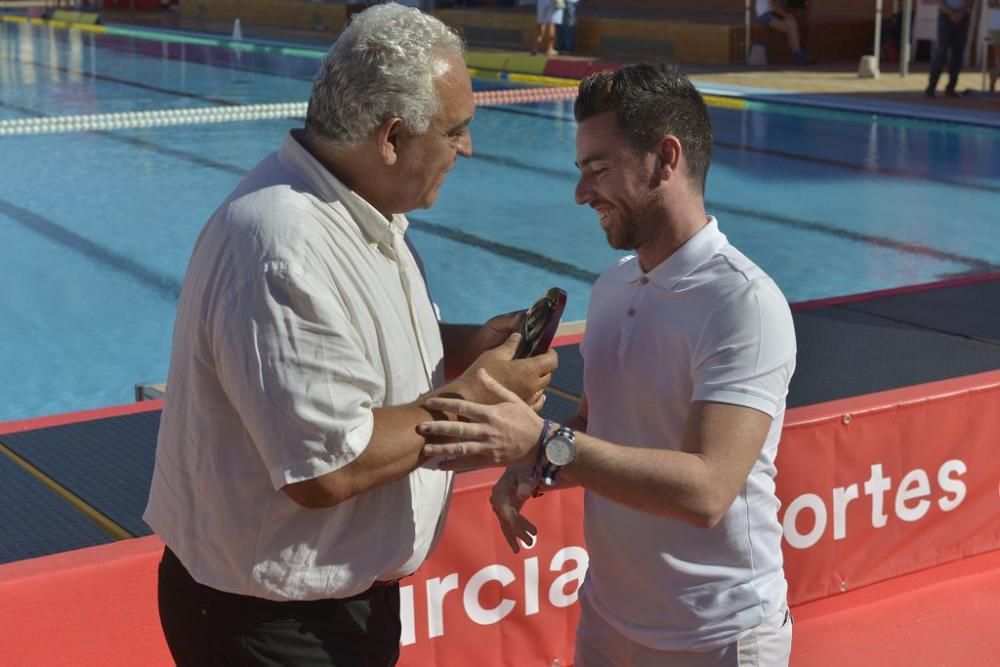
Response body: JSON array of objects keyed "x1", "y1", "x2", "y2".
[{"x1": 1, "y1": 21, "x2": 999, "y2": 421}]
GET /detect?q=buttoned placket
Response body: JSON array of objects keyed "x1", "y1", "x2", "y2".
[
  {"x1": 291, "y1": 130, "x2": 437, "y2": 392},
  {"x1": 618, "y1": 274, "x2": 649, "y2": 362},
  {"x1": 385, "y1": 229, "x2": 435, "y2": 390}
]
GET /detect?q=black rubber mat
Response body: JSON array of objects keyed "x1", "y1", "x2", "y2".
[
  {"x1": 551, "y1": 279, "x2": 1000, "y2": 409},
  {"x1": 841, "y1": 280, "x2": 1000, "y2": 346},
  {"x1": 551, "y1": 342, "x2": 584, "y2": 398},
  {"x1": 0, "y1": 410, "x2": 160, "y2": 538},
  {"x1": 539, "y1": 391, "x2": 582, "y2": 425},
  {"x1": 0, "y1": 453, "x2": 112, "y2": 564},
  {"x1": 788, "y1": 306, "x2": 1000, "y2": 408}
]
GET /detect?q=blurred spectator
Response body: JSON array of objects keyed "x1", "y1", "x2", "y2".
[
  {"x1": 531, "y1": 0, "x2": 563, "y2": 56},
  {"x1": 925, "y1": 0, "x2": 973, "y2": 98},
  {"x1": 783, "y1": 0, "x2": 812, "y2": 54},
  {"x1": 557, "y1": 0, "x2": 579, "y2": 53},
  {"x1": 756, "y1": 0, "x2": 814, "y2": 64}
]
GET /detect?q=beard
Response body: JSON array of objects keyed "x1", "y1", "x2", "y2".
[
  {"x1": 602, "y1": 199, "x2": 659, "y2": 252},
  {"x1": 604, "y1": 220, "x2": 638, "y2": 251}
]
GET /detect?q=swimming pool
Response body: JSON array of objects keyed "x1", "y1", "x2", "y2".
[{"x1": 1, "y1": 20, "x2": 999, "y2": 421}]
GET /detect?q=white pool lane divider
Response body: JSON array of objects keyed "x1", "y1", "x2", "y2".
[
  {"x1": 0, "y1": 87, "x2": 582, "y2": 137},
  {"x1": 0, "y1": 103, "x2": 308, "y2": 136}
]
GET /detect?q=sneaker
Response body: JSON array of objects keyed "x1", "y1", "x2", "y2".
[
  {"x1": 793, "y1": 51, "x2": 816, "y2": 66},
  {"x1": 924, "y1": 87, "x2": 936, "y2": 98},
  {"x1": 944, "y1": 88, "x2": 958, "y2": 98}
]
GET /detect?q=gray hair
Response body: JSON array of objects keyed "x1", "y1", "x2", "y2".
[{"x1": 306, "y1": 3, "x2": 465, "y2": 150}]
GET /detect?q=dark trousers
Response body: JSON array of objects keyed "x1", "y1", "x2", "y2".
[
  {"x1": 157, "y1": 548, "x2": 401, "y2": 666},
  {"x1": 557, "y1": 2, "x2": 578, "y2": 53},
  {"x1": 928, "y1": 10, "x2": 970, "y2": 93}
]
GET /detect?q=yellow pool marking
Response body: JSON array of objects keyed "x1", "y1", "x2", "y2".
[
  {"x1": 703, "y1": 94, "x2": 747, "y2": 110},
  {"x1": 547, "y1": 385, "x2": 582, "y2": 402},
  {"x1": 2, "y1": 14, "x2": 107, "y2": 34},
  {"x1": 0, "y1": 440, "x2": 133, "y2": 540}
]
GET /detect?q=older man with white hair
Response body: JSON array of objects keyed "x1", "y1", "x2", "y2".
[{"x1": 144, "y1": 4, "x2": 556, "y2": 665}]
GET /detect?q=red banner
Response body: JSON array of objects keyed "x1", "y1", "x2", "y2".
[
  {"x1": 777, "y1": 370, "x2": 1000, "y2": 604},
  {"x1": 398, "y1": 470, "x2": 585, "y2": 666}
]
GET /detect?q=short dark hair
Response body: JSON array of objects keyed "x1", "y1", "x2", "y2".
[{"x1": 575, "y1": 62, "x2": 714, "y2": 193}]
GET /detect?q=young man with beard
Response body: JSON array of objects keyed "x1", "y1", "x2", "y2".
[{"x1": 417, "y1": 63, "x2": 797, "y2": 666}]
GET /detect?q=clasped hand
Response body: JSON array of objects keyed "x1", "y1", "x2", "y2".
[
  {"x1": 420, "y1": 366, "x2": 547, "y2": 469},
  {"x1": 489, "y1": 465, "x2": 539, "y2": 553}
]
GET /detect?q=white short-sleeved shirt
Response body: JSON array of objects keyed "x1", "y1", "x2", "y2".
[
  {"x1": 144, "y1": 132, "x2": 452, "y2": 601},
  {"x1": 579, "y1": 218, "x2": 796, "y2": 650},
  {"x1": 537, "y1": 0, "x2": 564, "y2": 25}
]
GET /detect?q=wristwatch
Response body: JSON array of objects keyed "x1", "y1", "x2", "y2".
[{"x1": 540, "y1": 426, "x2": 576, "y2": 487}]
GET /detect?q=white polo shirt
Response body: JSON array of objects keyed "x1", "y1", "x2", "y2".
[
  {"x1": 144, "y1": 132, "x2": 452, "y2": 601},
  {"x1": 579, "y1": 218, "x2": 796, "y2": 650}
]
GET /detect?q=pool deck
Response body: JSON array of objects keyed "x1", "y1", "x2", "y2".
[
  {"x1": 92, "y1": 8, "x2": 1000, "y2": 128},
  {"x1": 688, "y1": 63, "x2": 1000, "y2": 128}
]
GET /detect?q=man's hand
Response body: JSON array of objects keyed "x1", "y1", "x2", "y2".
[
  {"x1": 474, "y1": 310, "x2": 525, "y2": 351},
  {"x1": 451, "y1": 333, "x2": 556, "y2": 408},
  {"x1": 420, "y1": 368, "x2": 548, "y2": 468},
  {"x1": 440, "y1": 311, "x2": 524, "y2": 378},
  {"x1": 490, "y1": 466, "x2": 538, "y2": 553}
]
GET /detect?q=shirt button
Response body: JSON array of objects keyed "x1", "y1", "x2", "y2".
[
  {"x1": 627, "y1": 308, "x2": 636, "y2": 317},
  {"x1": 640, "y1": 276, "x2": 649, "y2": 285}
]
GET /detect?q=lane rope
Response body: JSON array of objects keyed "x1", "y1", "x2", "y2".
[{"x1": 0, "y1": 87, "x2": 582, "y2": 136}]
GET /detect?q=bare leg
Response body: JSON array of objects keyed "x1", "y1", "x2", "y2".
[
  {"x1": 768, "y1": 16, "x2": 801, "y2": 54},
  {"x1": 790, "y1": 7, "x2": 810, "y2": 52},
  {"x1": 543, "y1": 23, "x2": 558, "y2": 56}
]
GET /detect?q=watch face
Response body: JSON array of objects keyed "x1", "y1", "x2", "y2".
[{"x1": 545, "y1": 434, "x2": 575, "y2": 466}]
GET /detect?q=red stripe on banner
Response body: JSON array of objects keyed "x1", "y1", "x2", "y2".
[
  {"x1": 0, "y1": 400, "x2": 164, "y2": 436},
  {"x1": 786, "y1": 369, "x2": 1000, "y2": 428},
  {"x1": 553, "y1": 331, "x2": 583, "y2": 347},
  {"x1": 791, "y1": 271, "x2": 1000, "y2": 311}
]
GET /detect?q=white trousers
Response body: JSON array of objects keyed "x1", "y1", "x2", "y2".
[{"x1": 575, "y1": 596, "x2": 793, "y2": 667}]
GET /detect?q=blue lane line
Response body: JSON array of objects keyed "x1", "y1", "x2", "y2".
[
  {"x1": 478, "y1": 104, "x2": 1000, "y2": 195},
  {"x1": 469, "y1": 149, "x2": 999, "y2": 273},
  {"x1": 0, "y1": 197, "x2": 182, "y2": 301}
]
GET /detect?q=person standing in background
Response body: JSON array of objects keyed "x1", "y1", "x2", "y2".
[
  {"x1": 925, "y1": 0, "x2": 974, "y2": 97},
  {"x1": 783, "y1": 0, "x2": 812, "y2": 55},
  {"x1": 533, "y1": 0, "x2": 564, "y2": 56},
  {"x1": 558, "y1": 0, "x2": 580, "y2": 53},
  {"x1": 756, "y1": 0, "x2": 814, "y2": 64}
]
